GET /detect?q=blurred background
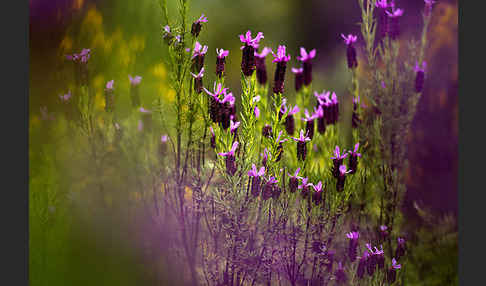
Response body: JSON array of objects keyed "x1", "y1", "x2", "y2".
[{"x1": 29, "y1": 0, "x2": 458, "y2": 285}]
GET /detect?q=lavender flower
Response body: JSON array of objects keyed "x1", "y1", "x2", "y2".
[
  {"x1": 341, "y1": 34, "x2": 358, "y2": 69},
  {"x1": 216, "y1": 48, "x2": 229, "y2": 77},
  {"x1": 298, "y1": 177, "x2": 312, "y2": 199},
  {"x1": 254, "y1": 106, "x2": 260, "y2": 118},
  {"x1": 424, "y1": 0, "x2": 436, "y2": 17},
  {"x1": 284, "y1": 104, "x2": 300, "y2": 135},
  {"x1": 261, "y1": 147, "x2": 271, "y2": 167},
  {"x1": 219, "y1": 91, "x2": 236, "y2": 130},
  {"x1": 376, "y1": 0, "x2": 393, "y2": 38},
  {"x1": 348, "y1": 142, "x2": 361, "y2": 174},
  {"x1": 129, "y1": 75, "x2": 142, "y2": 108},
  {"x1": 386, "y1": 7, "x2": 404, "y2": 40},
  {"x1": 297, "y1": 47, "x2": 316, "y2": 86},
  {"x1": 335, "y1": 262, "x2": 347, "y2": 284},
  {"x1": 337, "y1": 164, "x2": 351, "y2": 192},
  {"x1": 288, "y1": 168, "x2": 301, "y2": 193},
  {"x1": 159, "y1": 134, "x2": 168, "y2": 156},
  {"x1": 218, "y1": 141, "x2": 239, "y2": 176},
  {"x1": 139, "y1": 107, "x2": 153, "y2": 132},
  {"x1": 129, "y1": 75, "x2": 142, "y2": 86},
  {"x1": 313, "y1": 105, "x2": 326, "y2": 134},
  {"x1": 292, "y1": 130, "x2": 311, "y2": 161},
  {"x1": 325, "y1": 250, "x2": 336, "y2": 272},
  {"x1": 192, "y1": 41, "x2": 208, "y2": 72},
  {"x1": 162, "y1": 25, "x2": 174, "y2": 45},
  {"x1": 380, "y1": 225, "x2": 389, "y2": 240},
  {"x1": 275, "y1": 130, "x2": 288, "y2": 162},
  {"x1": 387, "y1": 258, "x2": 401, "y2": 284},
  {"x1": 262, "y1": 176, "x2": 278, "y2": 200},
  {"x1": 366, "y1": 243, "x2": 377, "y2": 276},
  {"x1": 357, "y1": 250, "x2": 369, "y2": 279},
  {"x1": 230, "y1": 119, "x2": 240, "y2": 135},
  {"x1": 248, "y1": 164, "x2": 265, "y2": 197},
  {"x1": 105, "y1": 80, "x2": 115, "y2": 112},
  {"x1": 346, "y1": 231, "x2": 360, "y2": 262},
  {"x1": 271, "y1": 45, "x2": 291, "y2": 94},
  {"x1": 414, "y1": 61, "x2": 427, "y2": 93},
  {"x1": 352, "y1": 96, "x2": 362, "y2": 128},
  {"x1": 191, "y1": 13, "x2": 208, "y2": 37},
  {"x1": 190, "y1": 67, "x2": 205, "y2": 94},
  {"x1": 240, "y1": 30, "x2": 264, "y2": 76},
  {"x1": 59, "y1": 91, "x2": 72, "y2": 102},
  {"x1": 311, "y1": 181, "x2": 324, "y2": 205},
  {"x1": 395, "y1": 237, "x2": 406, "y2": 259},
  {"x1": 262, "y1": 124, "x2": 272, "y2": 138},
  {"x1": 331, "y1": 92, "x2": 340, "y2": 124},
  {"x1": 255, "y1": 47, "x2": 272, "y2": 85},
  {"x1": 375, "y1": 245, "x2": 385, "y2": 269},
  {"x1": 291, "y1": 67, "x2": 304, "y2": 92},
  {"x1": 204, "y1": 83, "x2": 227, "y2": 123},
  {"x1": 331, "y1": 145, "x2": 348, "y2": 178},
  {"x1": 302, "y1": 109, "x2": 316, "y2": 140}
]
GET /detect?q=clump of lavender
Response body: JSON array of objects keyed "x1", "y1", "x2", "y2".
[
  {"x1": 218, "y1": 141, "x2": 239, "y2": 176},
  {"x1": 215, "y1": 48, "x2": 229, "y2": 77},
  {"x1": 395, "y1": 237, "x2": 406, "y2": 260},
  {"x1": 311, "y1": 181, "x2": 324, "y2": 205},
  {"x1": 341, "y1": 34, "x2": 358, "y2": 69},
  {"x1": 386, "y1": 7, "x2": 404, "y2": 40},
  {"x1": 287, "y1": 168, "x2": 301, "y2": 193},
  {"x1": 255, "y1": 47, "x2": 272, "y2": 85},
  {"x1": 190, "y1": 67, "x2": 205, "y2": 94},
  {"x1": 414, "y1": 61, "x2": 427, "y2": 93},
  {"x1": 191, "y1": 41, "x2": 208, "y2": 73},
  {"x1": 302, "y1": 109, "x2": 316, "y2": 140},
  {"x1": 296, "y1": 47, "x2": 316, "y2": 86},
  {"x1": 387, "y1": 258, "x2": 401, "y2": 284},
  {"x1": 191, "y1": 13, "x2": 208, "y2": 37},
  {"x1": 331, "y1": 146, "x2": 348, "y2": 178},
  {"x1": 240, "y1": 30, "x2": 264, "y2": 76},
  {"x1": 337, "y1": 164, "x2": 351, "y2": 192},
  {"x1": 292, "y1": 130, "x2": 311, "y2": 161},
  {"x1": 348, "y1": 142, "x2": 361, "y2": 174},
  {"x1": 262, "y1": 176, "x2": 278, "y2": 200},
  {"x1": 248, "y1": 164, "x2": 265, "y2": 197},
  {"x1": 346, "y1": 231, "x2": 359, "y2": 262},
  {"x1": 334, "y1": 262, "x2": 347, "y2": 285},
  {"x1": 104, "y1": 80, "x2": 115, "y2": 112},
  {"x1": 272, "y1": 45, "x2": 291, "y2": 94},
  {"x1": 291, "y1": 67, "x2": 304, "y2": 92},
  {"x1": 129, "y1": 75, "x2": 142, "y2": 108}
]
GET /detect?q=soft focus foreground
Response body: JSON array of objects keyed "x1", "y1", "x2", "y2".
[{"x1": 29, "y1": 0, "x2": 458, "y2": 285}]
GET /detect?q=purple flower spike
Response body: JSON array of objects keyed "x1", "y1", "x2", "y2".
[
  {"x1": 341, "y1": 34, "x2": 358, "y2": 69},
  {"x1": 302, "y1": 109, "x2": 316, "y2": 140},
  {"x1": 293, "y1": 130, "x2": 310, "y2": 161},
  {"x1": 105, "y1": 80, "x2": 114, "y2": 91},
  {"x1": 191, "y1": 67, "x2": 205, "y2": 94},
  {"x1": 291, "y1": 67, "x2": 304, "y2": 92},
  {"x1": 347, "y1": 231, "x2": 360, "y2": 262},
  {"x1": 218, "y1": 141, "x2": 239, "y2": 176},
  {"x1": 129, "y1": 75, "x2": 142, "y2": 86},
  {"x1": 392, "y1": 258, "x2": 401, "y2": 269},
  {"x1": 230, "y1": 119, "x2": 240, "y2": 134},
  {"x1": 249, "y1": 164, "x2": 265, "y2": 197},
  {"x1": 331, "y1": 146, "x2": 348, "y2": 178},
  {"x1": 192, "y1": 41, "x2": 208, "y2": 59},
  {"x1": 348, "y1": 142, "x2": 361, "y2": 174},
  {"x1": 396, "y1": 237, "x2": 406, "y2": 259},
  {"x1": 297, "y1": 47, "x2": 316, "y2": 86},
  {"x1": 262, "y1": 176, "x2": 278, "y2": 200},
  {"x1": 262, "y1": 124, "x2": 272, "y2": 138},
  {"x1": 255, "y1": 47, "x2": 272, "y2": 85},
  {"x1": 240, "y1": 30, "x2": 264, "y2": 76},
  {"x1": 284, "y1": 105, "x2": 299, "y2": 135},
  {"x1": 311, "y1": 181, "x2": 324, "y2": 205},
  {"x1": 59, "y1": 91, "x2": 72, "y2": 102},
  {"x1": 261, "y1": 147, "x2": 271, "y2": 167},
  {"x1": 192, "y1": 41, "x2": 208, "y2": 72},
  {"x1": 357, "y1": 250, "x2": 369, "y2": 279},
  {"x1": 335, "y1": 262, "x2": 348, "y2": 284},
  {"x1": 298, "y1": 177, "x2": 312, "y2": 198},
  {"x1": 288, "y1": 168, "x2": 301, "y2": 193},
  {"x1": 387, "y1": 258, "x2": 401, "y2": 283},
  {"x1": 292, "y1": 129, "x2": 311, "y2": 143},
  {"x1": 191, "y1": 13, "x2": 208, "y2": 37},
  {"x1": 386, "y1": 7, "x2": 404, "y2": 40},
  {"x1": 414, "y1": 61, "x2": 427, "y2": 93},
  {"x1": 216, "y1": 48, "x2": 229, "y2": 77},
  {"x1": 272, "y1": 45, "x2": 290, "y2": 94},
  {"x1": 424, "y1": 0, "x2": 436, "y2": 17}
]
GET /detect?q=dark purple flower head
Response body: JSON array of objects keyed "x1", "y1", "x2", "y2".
[
  {"x1": 298, "y1": 178, "x2": 312, "y2": 198},
  {"x1": 190, "y1": 67, "x2": 205, "y2": 79},
  {"x1": 240, "y1": 30, "x2": 264, "y2": 49},
  {"x1": 292, "y1": 130, "x2": 311, "y2": 143},
  {"x1": 424, "y1": 0, "x2": 436, "y2": 17},
  {"x1": 386, "y1": 7, "x2": 404, "y2": 39},
  {"x1": 398, "y1": 237, "x2": 406, "y2": 245},
  {"x1": 248, "y1": 164, "x2": 265, "y2": 177},
  {"x1": 218, "y1": 141, "x2": 239, "y2": 157},
  {"x1": 191, "y1": 14, "x2": 208, "y2": 37},
  {"x1": 335, "y1": 262, "x2": 347, "y2": 284},
  {"x1": 288, "y1": 168, "x2": 301, "y2": 193},
  {"x1": 271, "y1": 45, "x2": 291, "y2": 63},
  {"x1": 292, "y1": 67, "x2": 304, "y2": 92},
  {"x1": 391, "y1": 258, "x2": 401, "y2": 269},
  {"x1": 297, "y1": 47, "x2": 316, "y2": 62},
  {"x1": 216, "y1": 48, "x2": 229, "y2": 59},
  {"x1": 192, "y1": 41, "x2": 208, "y2": 59},
  {"x1": 380, "y1": 225, "x2": 388, "y2": 232},
  {"x1": 414, "y1": 61, "x2": 427, "y2": 93},
  {"x1": 255, "y1": 47, "x2": 272, "y2": 59},
  {"x1": 342, "y1": 34, "x2": 358, "y2": 68}
]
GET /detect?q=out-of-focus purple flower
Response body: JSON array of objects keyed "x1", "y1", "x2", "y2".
[
  {"x1": 262, "y1": 176, "x2": 278, "y2": 200},
  {"x1": 272, "y1": 45, "x2": 291, "y2": 94},
  {"x1": 284, "y1": 104, "x2": 299, "y2": 135},
  {"x1": 424, "y1": 0, "x2": 436, "y2": 17},
  {"x1": 291, "y1": 67, "x2": 304, "y2": 92},
  {"x1": 249, "y1": 164, "x2": 265, "y2": 197},
  {"x1": 129, "y1": 75, "x2": 142, "y2": 86},
  {"x1": 255, "y1": 47, "x2": 272, "y2": 85},
  {"x1": 240, "y1": 30, "x2": 264, "y2": 76},
  {"x1": 301, "y1": 109, "x2": 316, "y2": 140},
  {"x1": 288, "y1": 168, "x2": 301, "y2": 193},
  {"x1": 331, "y1": 145, "x2": 348, "y2": 178},
  {"x1": 376, "y1": 0, "x2": 393, "y2": 38},
  {"x1": 396, "y1": 237, "x2": 406, "y2": 259},
  {"x1": 230, "y1": 119, "x2": 240, "y2": 134},
  {"x1": 341, "y1": 34, "x2": 358, "y2": 69},
  {"x1": 261, "y1": 147, "x2": 271, "y2": 167},
  {"x1": 387, "y1": 258, "x2": 401, "y2": 283},
  {"x1": 191, "y1": 67, "x2": 205, "y2": 94},
  {"x1": 336, "y1": 164, "x2": 351, "y2": 192},
  {"x1": 218, "y1": 141, "x2": 239, "y2": 176},
  {"x1": 297, "y1": 47, "x2": 316, "y2": 86},
  {"x1": 311, "y1": 181, "x2": 324, "y2": 205},
  {"x1": 275, "y1": 130, "x2": 288, "y2": 162},
  {"x1": 293, "y1": 130, "x2": 311, "y2": 162},
  {"x1": 216, "y1": 48, "x2": 229, "y2": 77},
  {"x1": 414, "y1": 61, "x2": 427, "y2": 93},
  {"x1": 375, "y1": 245, "x2": 385, "y2": 269},
  {"x1": 191, "y1": 13, "x2": 208, "y2": 37},
  {"x1": 335, "y1": 262, "x2": 347, "y2": 284},
  {"x1": 262, "y1": 124, "x2": 272, "y2": 138},
  {"x1": 357, "y1": 250, "x2": 369, "y2": 279},
  {"x1": 348, "y1": 142, "x2": 361, "y2": 174},
  {"x1": 192, "y1": 41, "x2": 208, "y2": 72},
  {"x1": 347, "y1": 231, "x2": 360, "y2": 262},
  {"x1": 313, "y1": 105, "x2": 326, "y2": 134},
  {"x1": 59, "y1": 91, "x2": 72, "y2": 102},
  {"x1": 210, "y1": 126, "x2": 216, "y2": 149},
  {"x1": 386, "y1": 7, "x2": 404, "y2": 40},
  {"x1": 162, "y1": 25, "x2": 175, "y2": 44},
  {"x1": 254, "y1": 106, "x2": 260, "y2": 118},
  {"x1": 105, "y1": 80, "x2": 114, "y2": 91},
  {"x1": 298, "y1": 177, "x2": 312, "y2": 198}
]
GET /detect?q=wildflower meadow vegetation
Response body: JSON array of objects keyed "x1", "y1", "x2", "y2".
[{"x1": 29, "y1": 0, "x2": 458, "y2": 285}]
